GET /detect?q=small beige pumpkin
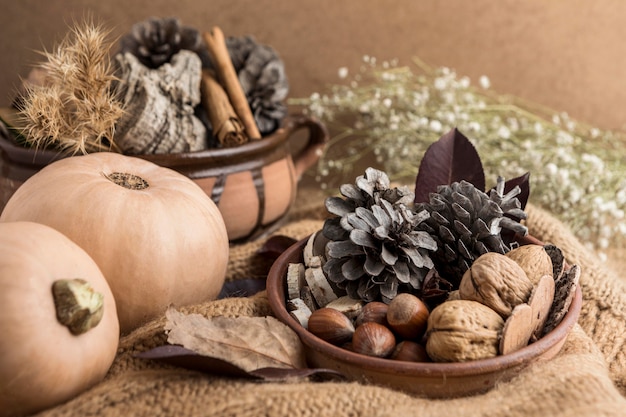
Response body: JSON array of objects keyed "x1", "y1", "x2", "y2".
[
  {"x1": 0, "y1": 221, "x2": 119, "y2": 417},
  {"x1": 0, "y1": 152, "x2": 229, "y2": 334}
]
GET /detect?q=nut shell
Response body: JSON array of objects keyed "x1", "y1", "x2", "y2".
[
  {"x1": 352, "y1": 322, "x2": 396, "y2": 358},
  {"x1": 426, "y1": 300, "x2": 504, "y2": 362},
  {"x1": 390, "y1": 340, "x2": 430, "y2": 362},
  {"x1": 307, "y1": 307, "x2": 355, "y2": 345},
  {"x1": 505, "y1": 244, "x2": 554, "y2": 286},
  {"x1": 386, "y1": 293, "x2": 429, "y2": 340},
  {"x1": 355, "y1": 301, "x2": 389, "y2": 327},
  {"x1": 459, "y1": 252, "x2": 533, "y2": 318}
]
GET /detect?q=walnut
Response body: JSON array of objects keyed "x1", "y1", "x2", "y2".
[
  {"x1": 505, "y1": 244, "x2": 554, "y2": 285},
  {"x1": 425, "y1": 300, "x2": 504, "y2": 362},
  {"x1": 458, "y1": 252, "x2": 533, "y2": 318}
]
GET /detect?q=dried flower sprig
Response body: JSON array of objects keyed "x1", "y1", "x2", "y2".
[
  {"x1": 18, "y1": 20, "x2": 124, "y2": 154},
  {"x1": 290, "y1": 56, "x2": 626, "y2": 252}
]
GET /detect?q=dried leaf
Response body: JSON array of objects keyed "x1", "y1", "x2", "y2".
[
  {"x1": 421, "y1": 268, "x2": 453, "y2": 307},
  {"x1": 414, "y1": 128, "x2": 485, "y2": 204},
  {"x1": 136, "y1": 345, "x2": 344, "y2": 381},
  {"x1": 217, "y1": 278, "x2": 266, "y2": 299},
  {"x1": 257, "y1": 235, "x2": 298, "y2": 260},
  {"x1": 164, "y1": 308, "x2": 306, "y2": 372}
]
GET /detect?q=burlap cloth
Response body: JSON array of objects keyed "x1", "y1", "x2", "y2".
[{"x1": 34, "y1": 194, "x2": 626, "y2": 417}]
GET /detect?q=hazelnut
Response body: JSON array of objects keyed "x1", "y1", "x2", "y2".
[
  {"x1": 505, "y1": 244, "x2": 554, "y2": 285},
  {"x1": 355, "y1": 301, "x2": 388, "y2": 327},
  {"x1": 390, "y1": 340, "x2": 430, "y2": 362},
  {"x1": 352, "y1": 322, "x2": 396, "y2": 358},
  {"x1": 386, "y1": 293, "x2": 429, "y2": 340},
  {"x1": 307, "y1": 307, "x2": 355, "y2": 345},
  {"x1": 459, "y1": 252, "x2": 533, "y2": 318},
  {"x1": 426, "y1": 300, "x2": 504, "y2": 362}
]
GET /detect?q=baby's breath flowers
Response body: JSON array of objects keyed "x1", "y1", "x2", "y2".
[{"x1": 290, "y1": 56, "x2": 626, "y2": 252}]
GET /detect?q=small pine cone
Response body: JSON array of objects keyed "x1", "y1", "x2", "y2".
[
  {"x1": 118, "y1": 17, "x2": 209, "y2": 69},
  {"x1": 206, "y1": 36, "x2": 289, "y2": 135},
  {"x1": 415, "y1": 177, "x2": 528, "y2": 288},
  {"x1": 322, "y1": 168, "x2": 436, "y2": 304}
]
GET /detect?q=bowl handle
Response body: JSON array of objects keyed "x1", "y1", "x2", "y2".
[{"x1": 282, "y1": 115, "x2": 329, "y2": 179}]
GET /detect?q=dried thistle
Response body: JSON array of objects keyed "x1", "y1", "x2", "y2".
[{"x1": 19, "y1": 20, "x2": 124, "y2": 154}]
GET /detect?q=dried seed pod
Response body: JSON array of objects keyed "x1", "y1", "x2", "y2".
[
  {"x1": 543, "y1": 264, "x2": 580, "y2": 335},
  {"x1": 307, "y1": 307, "x2": 355, "y2": 345},
  {"x1": 505, "y1": 244, "x2": 553, "y2": 286},
  {"x1": 355, "y1": 301, "x2": 389, "y2": 327},
  {"x1": 544, "y1": 244, "x2": 566, "y2": 281},
  {"x1": 459, "y1": 252, "x2": 533, "y2": 318},
  {"x1": 390, "y1": 340, "x2": 430, "y2": 362},
  {"x1": 386, "y1": 293, "x2": 429, "y2": 340},
  {"x1": 426, "y1": 300, "x2": 504, "y2": 362},
  {"x1": 352, "y1": 322, "x2": 396, "y2": 358}
]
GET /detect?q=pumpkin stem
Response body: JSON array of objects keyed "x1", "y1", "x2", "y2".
[
  {"x1": 104, "y1": 172, "x2": 149, "y2": 190},
  {"x1": 52, "y1": 279, "x2": 105, "y2": 335}
]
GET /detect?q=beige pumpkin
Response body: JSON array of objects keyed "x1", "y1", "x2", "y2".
[
  {"x1": 0, "y1": 221, "x2": 119, "y2": 417},
  {"x1": 0, "y1": 152, "x2": 229, "y2": 334}
]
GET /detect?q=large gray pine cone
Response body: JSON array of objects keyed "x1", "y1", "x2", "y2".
[
  {"x1": 322, "y1": 168, "x2": 437, "y2": 304},
  {"x1": 205, "y1": 36, "x2": 289, "y2": 135},
  {"x1": 415, "y1": 177, "x2": 528, "y2": 288},
  {"x1": 118, "y1": 17, "x2": 210, "y2": 69}
]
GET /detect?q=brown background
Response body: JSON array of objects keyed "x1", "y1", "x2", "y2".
[{"x1": 1, "y1": 0, "x2": 626, "y2": 130}]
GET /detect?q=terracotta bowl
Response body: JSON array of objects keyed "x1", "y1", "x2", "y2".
[
  {"x1": 0, "y1": 113, "x2": 328, "y2": 241},
  {"x1": 266, "y1": 236, "x2": 583, "y2": 398}
]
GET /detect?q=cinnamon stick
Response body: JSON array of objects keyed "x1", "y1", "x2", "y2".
[
  {"x1": 200, "y1": 69, "x2": 247, "y2": 147},
  {"x1": 203, "y1": 27, "x2": 262, "y2": 140}
]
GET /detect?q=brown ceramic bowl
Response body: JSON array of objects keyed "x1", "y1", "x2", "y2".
[
  {"x1": 267, "y1": 236, "x2": 582, "y2": 398},
  {"x1": 0, "y1": 112, "x2": 328, "y2": 241}
]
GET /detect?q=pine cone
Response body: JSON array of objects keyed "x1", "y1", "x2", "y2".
[
  {"x1": 118, "y1": 17, "x2": 210, "y2": 69},
  {"x1": 415, "y1": 177, "x2": 528, "y2": 288},
  {"x1": 322, "y1": 168, "x2": 437, "y2": 304},
  {"x1": 206, "y1": 36, "x2": 289, "y2": 135}
]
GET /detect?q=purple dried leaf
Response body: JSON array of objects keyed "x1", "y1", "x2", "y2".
[
  {"x1": 257, "y1": 235, "x2": 298, "y2": 260},
  {"x1": 414, "y1": 128, "x2": 486, "y2": 203}
]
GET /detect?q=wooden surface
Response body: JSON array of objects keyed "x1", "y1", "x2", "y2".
[{"x1": 1, "y1": 0, "x2": 626, "y2": 130}]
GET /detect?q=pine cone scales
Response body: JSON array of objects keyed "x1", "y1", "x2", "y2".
[
  {"x1": 118, "y1": 17, "x2": 209, "y2": 69},
  {"x1": 416, "y1": 177, "x2": 528, "y2": 287},
  {"x1": 322, "y1": 168, "x2": 436, "y2": 303},
  {"x1": 218, "y1": 36, "x2": 288, "y2": 135}
]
